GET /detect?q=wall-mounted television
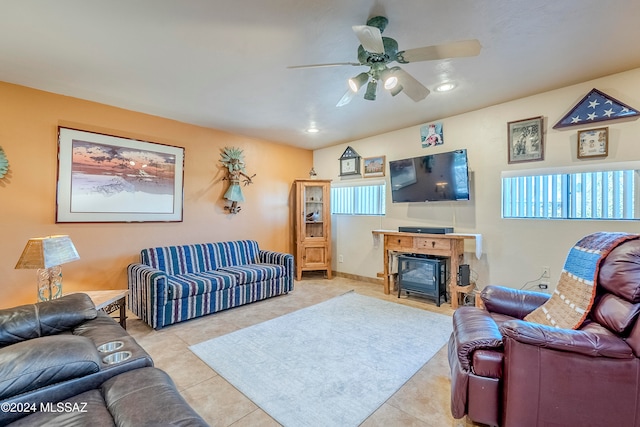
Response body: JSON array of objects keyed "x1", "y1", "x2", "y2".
[{"x1": 389, "y1": 149, "x2": 470, "y2": 203}]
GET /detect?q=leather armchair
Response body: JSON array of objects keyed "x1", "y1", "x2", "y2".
[{"x1": 448, "y1": 238, "x2": 640, "y2": 427}]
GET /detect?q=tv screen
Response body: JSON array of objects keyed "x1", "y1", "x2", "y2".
[{"x1": 389, "y1": 149, "x2": 470, "y2": 203}]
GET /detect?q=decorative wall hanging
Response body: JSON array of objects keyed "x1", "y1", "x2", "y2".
[
  {"x1": 56, "y1": 127, "x2": 184, "y2": 223},
  {"x1": 553, "y1": 88, "x2": 639, "y2": 129},
  {"x1": 363, "y1": 156, "x2": 385, "y2": 177},
  {"x1": 420, "y1": 122, "x2": 444, "y2": 148},
  {"x1": 507, "y1": 116, "x2": 544, "y2": 164},
  {"x1": 339, "y1": 146, "x2": 361, "y2": 177},
  {"x1": 0, "y1": 146, "x2": 8, "y2": 178},
  {"x1": 577, "y1": 127, "x2": 608, "y2": 159},
  {"x1": 219, "y1": 146, "x2": 255, "y2": 214}
]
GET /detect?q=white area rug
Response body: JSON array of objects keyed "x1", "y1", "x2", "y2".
[{"x1": 189, "y1": 292, "x2": 452, "y2": 427}]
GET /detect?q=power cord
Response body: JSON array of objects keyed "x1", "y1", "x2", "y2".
[{"x1": 520, "y1": 272, "x2": 546, "y2": 290}]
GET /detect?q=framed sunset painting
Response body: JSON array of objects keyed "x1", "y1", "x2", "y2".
[{"x1": 56, "y1": 127, "x2": 184, "y2": 222}]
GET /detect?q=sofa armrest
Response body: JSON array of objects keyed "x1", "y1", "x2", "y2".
[
  {"x1": 101, "y1": 367, "x2": 208, "y2": 426},
  {"x1": 481, "y1": 285, "x2": 550, "y2": 319},
  {"x1": 127, "y1": 263, "x2": 168, "y2": 329},
  {"x1": 452, "y1": 307, "x2": 503, "y2": 371},
  {"x1": 0, "y1": 335, "x2": 100, "y2": 400},
  {"x1": 0, "y1": 294, "x2": 97, "y2": 347},
  {"x1": 259, "y1": 250, "x2": 294, "y2": 278},
  {"x1": 500, "y1": 319, "x2": 634, "y2": 358}
]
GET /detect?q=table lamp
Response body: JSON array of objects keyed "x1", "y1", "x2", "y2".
[{"x1": 15, "y1": 235, "x2": 80, "y2": 301}]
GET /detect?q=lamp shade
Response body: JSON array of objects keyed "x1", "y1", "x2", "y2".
[
  {"x1": 348, "y1": 72, "x2": 369, "y2": 92},
  {"x1": 15, "y1": 235, "x2": 80, "y2": 269}
]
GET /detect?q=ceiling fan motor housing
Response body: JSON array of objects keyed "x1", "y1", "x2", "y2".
[
  {"x1": 366, "y1": 16, "x2": 388, "y2": 32},
  {"x1": 357, "y1": 37, "x2": 398, "y2": 65}
]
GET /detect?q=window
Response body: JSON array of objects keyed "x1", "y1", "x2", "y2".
[
  {"x1": 331, "y1": 180, "x2": 386, "y2": 216},
  {"x1": 502, "y1": 163, "x2": 639, "y2": 220}
]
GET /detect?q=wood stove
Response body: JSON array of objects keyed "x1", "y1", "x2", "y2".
[{"x1": 397, "y1": 254, "x2": 448, "y2": 306}]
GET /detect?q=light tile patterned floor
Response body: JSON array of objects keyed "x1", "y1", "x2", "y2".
[{"x1": 127, "y1": 274, "x2": 477, "y2": 426}]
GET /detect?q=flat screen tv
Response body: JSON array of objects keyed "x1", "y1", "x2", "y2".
[{"x1": 389, "y1": 149, "x2": 470, "y2": 203}]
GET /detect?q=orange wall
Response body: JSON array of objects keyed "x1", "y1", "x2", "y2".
[{"x1": 0, "y1": 82, "x2": 312, "y2": 308}]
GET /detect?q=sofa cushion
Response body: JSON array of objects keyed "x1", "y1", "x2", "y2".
[
  {"x1": 141, "y1": 240, "x2": 261, "y2": 274},
  {"x1": 598, "y1": 239, "x2": 640, "y2": 303},
  {"x1": 0, "y1": 294, "x2": 97, "y2": 348},
  {"x1": 219, "y1": 263, "x2": 287, "y2": 285},
  {"x1": 166, "y1": 271, "x2": 237, "y2": 300},
  {"x1": 0, "y1": 335, "x2": 100, "y2": 400},
  {"x1": 591, "y1": 293, "x2": 640, "y2": 334}
]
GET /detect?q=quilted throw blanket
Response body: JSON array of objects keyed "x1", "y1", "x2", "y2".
[{"x1": 525, "y1": 232, "x2": 640, "y2": 329}]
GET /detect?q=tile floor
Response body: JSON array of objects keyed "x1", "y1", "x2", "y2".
[{"x1": 127, "y1": 274, "x2": 477, "y2": 426}]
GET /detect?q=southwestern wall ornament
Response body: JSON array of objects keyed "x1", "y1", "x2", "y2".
[
  {"x1": 0, "y1": 146, "x2": 9, "y2": 178},
  {"x1": 219, "y1": 146, "x2": 255, "y2": 214}
]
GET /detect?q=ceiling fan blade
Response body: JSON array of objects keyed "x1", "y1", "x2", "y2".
[
  {"x1": 352, "y1": 25, "x2": 385, "y2": 54},
  {"x1": 287, "y1": 62, "x2": 361, "y2": 69},
  {"x1": 336, "y1": 89, "x2": 356, "y2": 107},
  {"x1": 396, "y1": 39, "x2": 481, "y2": 63},
  {"x1": 392, "y1": 68, "x2": 430, "y2": 102}
]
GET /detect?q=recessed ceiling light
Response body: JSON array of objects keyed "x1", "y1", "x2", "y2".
[
  {"x1": 306, "y1": 128, "x2": 320, "y2": 134},
  {"x1": 435, "y1": 82, "x2": 456, "y2": 92}
]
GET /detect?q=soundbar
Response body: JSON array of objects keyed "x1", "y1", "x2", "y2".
[{"x1": 398, "y1": 226, "x2": 453, "y2": 234}]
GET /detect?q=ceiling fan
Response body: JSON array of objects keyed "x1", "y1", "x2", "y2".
[{"x1": 288, "y1": 16, "x2": 481, "y2": 107}]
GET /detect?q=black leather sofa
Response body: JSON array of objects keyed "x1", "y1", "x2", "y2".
[{"x1": 0, "y1": 293, "x2": 207, "y2": 426}]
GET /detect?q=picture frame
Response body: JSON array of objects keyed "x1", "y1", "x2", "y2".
[
  {"x1": 56, "y1": 127, "x2": 185, "y2": 223},
  {"x1": 420, "y1": 122, "x2": 444, "y2": 148},
  {"x1": 363, "y1": 156, "x2": 385, "y2": 177},
  {"x1": 577, "y1": 127, "x2": 608, "y2": 159},
  {"x1": 507, "y1": 116, "x2": 544, "y2": 164}
]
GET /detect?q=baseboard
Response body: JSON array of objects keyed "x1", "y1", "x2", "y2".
[{"x1": 332, "y1": 271, "x2": 383, "y2": 285}]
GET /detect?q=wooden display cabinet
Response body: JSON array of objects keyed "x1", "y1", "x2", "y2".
[{"x1": 294, "y1": 179, "x2": 332, "y2": 280}]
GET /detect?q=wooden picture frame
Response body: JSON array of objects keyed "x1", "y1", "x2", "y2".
[
  {"x1": 363, "y1": 156, "x2": 385, "y2": 177},
  {"x1": 507, "y1": 116, "x2": 544, "y2": 164},
  {"x1": 56, "y1": 127, "x2": 185, "y2": 223},
  {"x1": 577, "y1": 127, "x2": 608, "y2": 159}
]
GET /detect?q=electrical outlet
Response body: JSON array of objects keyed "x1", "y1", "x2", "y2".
[
  {"x1": 339, "y1": 255, "x2": 344, "y2": 263},
  {"x1": 539, "y1": 281, "x2": 549, "y2": 289},
  {"x1": 542, "y1": 266, "x2": 550, "y2": 278}
]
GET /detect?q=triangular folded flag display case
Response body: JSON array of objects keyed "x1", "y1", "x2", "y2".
[{"x1": 553, "y1": 88, "x2": 639, "y2": 129}]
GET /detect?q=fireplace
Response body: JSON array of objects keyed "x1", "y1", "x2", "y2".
[{"x1": 397, "y1": 254, "x2": 448, "y2": 306}]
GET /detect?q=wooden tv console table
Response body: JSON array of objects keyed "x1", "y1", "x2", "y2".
[{"x1": 372, "y1": 230, "x2": 479, "y2": 308}]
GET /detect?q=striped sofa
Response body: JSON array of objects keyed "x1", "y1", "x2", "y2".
[{"x1": 127, "y1": 240, "x2": 294, "y2": 329}]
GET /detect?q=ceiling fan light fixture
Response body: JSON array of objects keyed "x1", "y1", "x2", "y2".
[
  {"x1": 364, "y1": 80, "x2": 378, "y2": 101},
  {"x1": 348, "y1": 72, "x2": 369, "y2": 92},
  {"x1": 383, "y1": 75, "x2": 398, "y2": 90},
  {"x1": 390, "y1": 84, "x2": 403, "y2": 97}
]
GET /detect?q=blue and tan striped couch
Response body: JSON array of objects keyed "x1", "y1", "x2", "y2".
[{"x1": 127, "y1": 240, "x2": 294, "y2": 329}]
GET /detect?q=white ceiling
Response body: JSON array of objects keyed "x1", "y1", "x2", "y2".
[{"x1": 2, "y1": 1, "x2": 640, "y2": 150}]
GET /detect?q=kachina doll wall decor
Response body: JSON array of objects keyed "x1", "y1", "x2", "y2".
[
  {"x1": 0, "y1": 146, "x2": 9, "y2": 178},
  {"x1": 219, "y1": 146, "x2": 255, "y2": 214}
]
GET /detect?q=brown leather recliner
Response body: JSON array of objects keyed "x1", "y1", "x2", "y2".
[{"x1": 448, "y1": 237, "x2": 640, "y2": 427}]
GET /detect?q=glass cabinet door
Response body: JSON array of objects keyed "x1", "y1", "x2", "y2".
[{"x1": 303, "y1": 184, "x2": 324, "y2": 238}]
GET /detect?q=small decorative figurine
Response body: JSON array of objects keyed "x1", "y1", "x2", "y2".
[{"x1": 219, "y1": 146, "x2": 256, "y2": 214}]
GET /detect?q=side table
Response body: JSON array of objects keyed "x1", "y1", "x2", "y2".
[{"x1": 70, "y1": 290, "x2": 129, "y2": 329}]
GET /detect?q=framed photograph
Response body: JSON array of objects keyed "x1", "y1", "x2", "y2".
[
  {"x1": 507, "y1": 116, "x2": 544, "y2": 164},
  {"x1": 577, "y1": 127, "x2": 608, "y2": 159},
  {"x1": 363, "y1": 156, "x2": 385, "y2": 177},
  {"x1": 56, "y1": 127, "x2": 185, "y2": 223},
  {"x1": 420, "y1": 122, "x2": 444, "y2": 148}
]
